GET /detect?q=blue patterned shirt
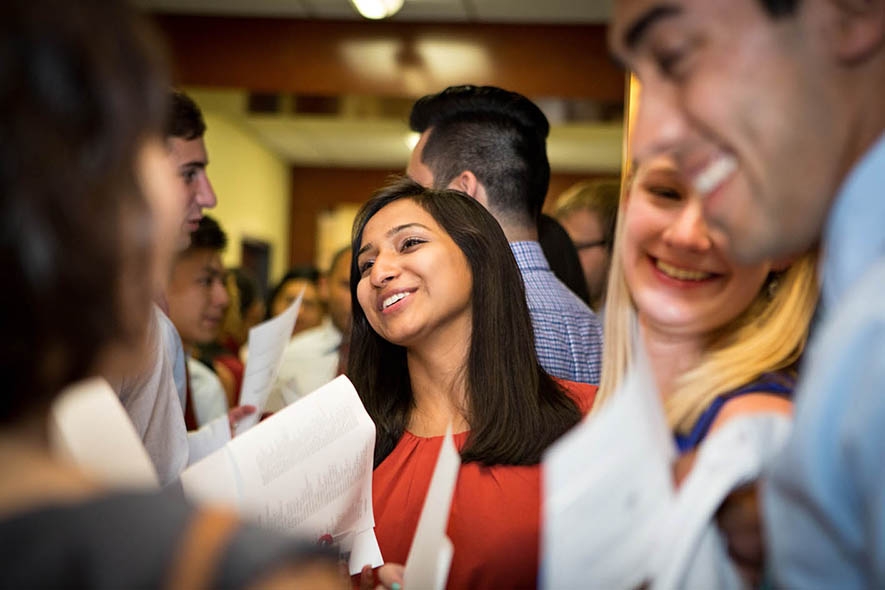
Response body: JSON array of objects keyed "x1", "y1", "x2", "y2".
[
  {"x1": 764, "y1": 133, "x2": 885, "y2": 588},
  {"x1": 510, "y1": 241, "x2": 603, "y2": 384}
]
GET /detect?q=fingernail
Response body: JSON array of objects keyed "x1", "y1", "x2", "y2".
[{"x1": 392, "y1": 583, "x2": 401, "y2": 590}]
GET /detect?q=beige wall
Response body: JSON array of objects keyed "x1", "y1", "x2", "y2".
[{"x1": 201, "y1": 111, "x2": 291, "y2": 283}]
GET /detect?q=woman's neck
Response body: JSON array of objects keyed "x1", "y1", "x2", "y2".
[
  {"x1": 406, "y1": 328, "x2": 471, "y2": 437},
  {"x1": 639, "y1": 319, "x2": 705, "y2": 401}
]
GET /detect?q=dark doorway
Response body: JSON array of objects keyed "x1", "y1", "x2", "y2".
[{"x1": 241, "y1": 238, "x2": 271, "y2": 300}]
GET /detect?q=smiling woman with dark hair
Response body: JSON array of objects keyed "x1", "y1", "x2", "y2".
[{"x1": 349, "y1": 177, "x2": 596, "y2": 589}]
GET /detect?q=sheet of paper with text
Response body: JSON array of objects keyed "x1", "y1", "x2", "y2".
[{"x1": 181, "y1": 375, "x2": 383, "y2": 574}]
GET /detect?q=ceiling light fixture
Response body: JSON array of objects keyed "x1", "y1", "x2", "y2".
[{"x1": 349, "y1": 0, "x2": 405, "y2": 20}]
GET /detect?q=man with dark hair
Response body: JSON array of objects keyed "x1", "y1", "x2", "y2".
[
  {"x1": 113, "y1": 89, "x2": 225, "y2": 482},
  {"x1": 610, "y1": 0, "x2": 885, "y2": 585},
  {"x1": 167, "y1": 90, "x2": 217, "y2": 249},
  {"x1": 408, "y1": 85, "x2": 603, "y2": 385},
  {"x1": 167, "y1": 216, "x2": 231, "y2": 429}
]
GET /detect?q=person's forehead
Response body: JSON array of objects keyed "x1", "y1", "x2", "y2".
[
  {"x1": 168, "y1": 136, "x2": 208, "y2": 165},
  {"x1": 172, "y1": 248, "x2": 210, "y2": 274},
  {"x1": 284, "y1": 278, "x2": 315, "y2": 292},
  {"x1": 566, "y1": 207, "x2": 604, "y2": 226},
  {"x1": 610, "y1": 0, "x2": 687, "y2": 56},
  {"x1": 183, "y1": 248, "x2": 222, "y2": 265},
  {"x1": 359, "y1": 202, "x2": 440, "y2": 259},
  {"x1": 206, "y1": 252, "x2": 225, "y2": 271}
]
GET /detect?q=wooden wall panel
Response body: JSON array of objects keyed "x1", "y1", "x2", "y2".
[
  {"x1": 152, "y1": 15, "x2": 624, "y2": 101},
  {"x1": 289, "y1": 167, "x2": 399, "y2": 267}
]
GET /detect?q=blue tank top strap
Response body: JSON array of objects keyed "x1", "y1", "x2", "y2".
[{"x1": 674, "y1": 371, "x2": 796, "y2": 454}]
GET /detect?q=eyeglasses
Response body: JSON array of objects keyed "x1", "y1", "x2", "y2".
[{"x1": 574, "y1": 240, "x2": 608, "y2": 251}]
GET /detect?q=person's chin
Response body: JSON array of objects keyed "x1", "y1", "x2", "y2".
[{"x1": 175, "y1": 234, "x2": 191, "y2": 252}]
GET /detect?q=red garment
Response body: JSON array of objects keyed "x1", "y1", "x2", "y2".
[
  {"x1": 369, "y1": 381, "x2": 596, "y2": 589},
  {"x1": 214, "y1": 354, "x2": 245, "y2": 403}
]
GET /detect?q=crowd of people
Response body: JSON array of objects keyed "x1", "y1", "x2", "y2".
[{"x1": 2, "y1": 0, "x2": 884, "y2": 587}]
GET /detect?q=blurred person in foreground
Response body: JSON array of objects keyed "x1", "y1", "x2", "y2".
[
  {"x1": 610, "y1": 0, "x2": 885, "y2": 585},
  {"x1": 0, "y1": 1, "x2": 344, "y2": 586},
  {"x1": 593, "y1": 153, "x2": 818, "y2": 586}
]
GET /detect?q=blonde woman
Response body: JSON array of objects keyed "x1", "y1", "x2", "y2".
[{"x1": 594, "y1": 152, "x2": 819, "y2": 583}]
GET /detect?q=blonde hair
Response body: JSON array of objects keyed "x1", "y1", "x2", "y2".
[
  {"x1": 552, "y1": 179, "x2": 620, "y2": 245},
  {"x1": 594, "y1": 168, "x2": 820, "y2": 434}
]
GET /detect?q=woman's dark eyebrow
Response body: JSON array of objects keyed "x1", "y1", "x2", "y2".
[
  {"x1": 386, "y1": 222, "x2": 430, "y2": 238},
  {"x1": 357, "y1": 243, "x2": 374, "y2": 258},
  {"x1": 358, "y1": 222, "x2": 432, "y2": 259}
]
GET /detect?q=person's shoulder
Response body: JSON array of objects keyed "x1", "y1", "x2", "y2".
[
  {"x1": 0, "y1": 489, "x2": 195, "y2": 588},
  {"x1": 811, "y1": 258, "x2": 885, "y2": 381},
  {"x1": 798, "y1": 259, "x2": 885, "y2": 424},
  {"x1": 710, "y1": 393, "x2": 793, "y2": 435},
  {"x1": 525, "y1": 274, "x2": 593, "y2": 314}
]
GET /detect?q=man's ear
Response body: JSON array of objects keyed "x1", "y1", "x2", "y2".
[
  {"x1": 829, "y1": 0, "x2": 885, "y2": 63},
  {"x1": 447, "y1": 170, "x2": 490, "y2": 208}
]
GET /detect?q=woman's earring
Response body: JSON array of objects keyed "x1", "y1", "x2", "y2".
[{"x1": 767, "y1": 275, "x2": 780, "y2": 299}]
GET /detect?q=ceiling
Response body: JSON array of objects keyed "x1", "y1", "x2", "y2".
[
  {"x1": 187, "y1": 87, "x2": 622, "y2": 173},
  {"x1": 147, "y1": 1, "x2": 622, "y2": 173},
  {"x1": 137, "y1": 0, "x2": 613, "y2": 23}
]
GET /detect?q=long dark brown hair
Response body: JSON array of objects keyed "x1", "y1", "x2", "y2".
[{"x1": 348, "y1": 177, "x2": 582, "y2": 467}]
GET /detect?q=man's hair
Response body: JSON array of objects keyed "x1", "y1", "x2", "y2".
[
  {"x1": 349, "y1": 177, "x2": 581, "y2": 468},
  {"x1": 265, "y1": 265, "x2": 321, "y2": 319},
  {"x1": 187, "y1": 215, "x2": 227, "y2": 252},
  {"x1": 1, "y1": 0, "x2": 168, "y2": 424},
  {"x1": 553, "y1": 179, "x2": 621, "y2": 253},
  {"x1": 757, "y1": 0, "x2": 801, "y2": 17},
  {"x1": 166, "y1": 89, "x2": 206, "y2": 141},
  {"x1": 409, "y1": 85, "x2": 550, "y2": 227}
]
